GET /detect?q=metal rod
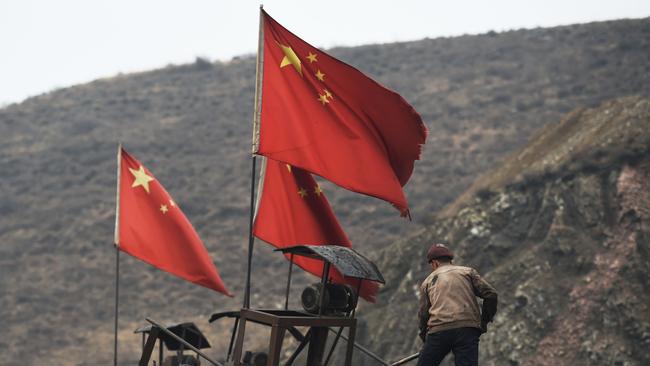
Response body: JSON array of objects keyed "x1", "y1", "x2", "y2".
[
  {"x1": 113, "y1": 247, "x2": 120, "y2": 366},
  {"x1": 323, "y1": 326, "x2": 344, "y2": 365},
  {"x1": 250, "y1": 5, "x2": 265, "y2": 154},
  {"x1": 390, "y1": 353, "x2": 420, "y2": 366},
  {"x1": 326, "y1": 328, "x2": 390, "y2": 366},
  {"x1": 352, "y1": 279, "x2": 362, "y2": 318},
  {"x1": 318, "y1": 262, "x2": 331, "y2": 316},
  {"x1": 226, "y1": 317, "x2": 239, "y2": 361},
  {"x1": 243, "y1": 155, "x2": 258, "y2": 309},
  {"x1": 285, "y1": 254, "x2": 294, "y2": 310},
  {"x1": 139, "y1": 327, "x2": 160, "y2": 366},
  {"x1": 285, "y1": 329, "x2": 312, "y2": 366},
  {"x1": 145, "y1": 318, "x2": 224, "y2": 366},
  {"x1": 114, "y1": 143, "x2": 122, "y2": 247},
  {"x1": 159, "y1": 338, "x2": 163, "y2": 366},
  {"x1": 245, "y1": 5, "x2": 266, "y2": 309},
  {"x1": 113, "y1": 143, "x2": 122, "y2": 366}
]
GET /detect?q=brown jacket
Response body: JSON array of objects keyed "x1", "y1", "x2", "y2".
[{"x1": 418, "y1": 265, "x2": 498, "y2": 336}]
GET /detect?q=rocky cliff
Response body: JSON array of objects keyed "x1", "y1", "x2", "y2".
[{"x1": 356, "y1": 97, "x2": 650, "y2": 365}]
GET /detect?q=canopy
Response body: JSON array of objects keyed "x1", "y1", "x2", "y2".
[{"x1": 275, "y1": 245, "x2": 385, "y2": 284}]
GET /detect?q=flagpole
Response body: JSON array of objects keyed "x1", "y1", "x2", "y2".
[
  {"x1": 244, "y1": 5, "x2": 265, "y2": 310},
  {"x1": 114, "y1": 247, "x2": 120, "y2": 366},
  {"x1": 113, "y1": 143, "x2": 122, "y2": 366}
]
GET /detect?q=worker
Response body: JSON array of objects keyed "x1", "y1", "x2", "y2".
[{"x1": 416, "y1": 243, "x2": 498, "y2": 366}]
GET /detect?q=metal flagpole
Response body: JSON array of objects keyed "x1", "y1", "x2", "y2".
[
  {"x1": 113, "y1": 143, "x2": 122, "y2": 366},
  {"x1": 244, "y1": 5, "x2": 265, "y2": 309},
  {"x1": 243, "y1": 156, "x2": 257, "y2": 309},
  {"x1": 114, "y1": 247, "x2": 120, "y2": 366}
]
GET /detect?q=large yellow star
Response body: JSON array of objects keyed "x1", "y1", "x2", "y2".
[
  {"x1": 280, "y1": 44, "x2": 302, "y2": 76},
  {"x1": 129, "y1": 165, "x2": 154, "y2": 193}
]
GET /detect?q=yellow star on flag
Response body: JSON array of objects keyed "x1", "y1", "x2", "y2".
[
  {"x1": 129, "y1": 165, "x2": 155, "y2": 193},
  {"x1": 297, "y1": 187, "x2": 308, "y2": 198},
  {"x1": 306, "y1": 52, "x2": 318, "y2": 63},
  {"x1": 160, "y1": 204, "x2": 169, "y2": 214},
  {"x1": 169, "y1": 199, "x2": 176, "y2": 207},
  {"x1": 280, "y1": 44, "x2": 302, "y2": 76},
  {"x1": 286, "y1": 164, "x2": 292, "y2": 172},
  {"x1": 314, "y1": 185, "x2": 323, "y2": 196},
  {"x1": 318, "y1": 93, "x2": 330, "y2": 105},
  {"x1": 324, "y1": 89, "x2": 333, "y2": 99},
  {"x1": 315, "y1": 70, "x2": 325, "y2": 82}
]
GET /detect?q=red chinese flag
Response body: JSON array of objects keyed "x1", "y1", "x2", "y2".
[
  {"x1": 253, "y1": 158, "x2": 379, "y2": 302},
  {"x1": 116, "y1": 147, "x2": 232, "y2": 296},
  {"x1": 253, "y1": 10, "x2": 427, "y2": 215}
]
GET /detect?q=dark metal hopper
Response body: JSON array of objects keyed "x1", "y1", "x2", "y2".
[
  {"x1": 275, "y1": 245, "x2": 385, "y2": 284},
  {"x1": 134, "y1": 322, "x2": 210, "y2": 351}
]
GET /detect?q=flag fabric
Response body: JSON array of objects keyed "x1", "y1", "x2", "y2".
[
  {"x1": 116, "y1": 147, "x2": 232, "y2": 296},
  {"x1": 253, "y1": 158, "x2": 379, "y2": 302},
  {"x1": 252, "y1": 10, "x2": 427, "y2": 215}
]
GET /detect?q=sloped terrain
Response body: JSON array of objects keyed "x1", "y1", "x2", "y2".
[
  {"x1": 0, "y1": 18, "x2": 649, "y2": 364},
  {"x1": 356, "y1": 97, "x2": 650, "y2": 365}
]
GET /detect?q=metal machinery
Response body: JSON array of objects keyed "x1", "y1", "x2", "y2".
[
  {"x1": 221, "y1": 245, "x2": 385, "y2": 366},
  {"x1": 135, "y1": 245, "x2": 421, "y2": 365},
  {"x1": 136, "y1": 321, "x2": 212, "y2": 366}
]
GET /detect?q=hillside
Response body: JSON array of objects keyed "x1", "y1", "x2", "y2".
[
  {"x1": 355, "y1": 96, "x2": 650, "y2": 365},
  {"x1": 0, "y1": 17, "x2": 649, "y2": 364}
]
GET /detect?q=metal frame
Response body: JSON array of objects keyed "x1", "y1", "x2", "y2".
[
  {"x1": 231, "y1": 309, "x2": 356, "y2": 366},
  {"x1": 138, "y1": 318, "x2": 223, "y2": 366}
]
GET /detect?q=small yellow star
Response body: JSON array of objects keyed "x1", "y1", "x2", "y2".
[
  {"x1": 280, "y1": 44, "x2": 302, "y2": 76},
  {"x1": 324, "y1": 89, "x2": 333, "y2": 100},
  {"x1": 297, "y1": 187, "x2": 308, "y2": 198},
  {"x1": 318, "y1": 93, "x2": 330, "y2": 105},
  {"x1": 286, "y1": 164, "x2": 292, "y2": 172},
  {"x1": 314, "y1": 185, "x2": 323, "y2": 196},
  {"x1": 169, "y1": 199, "x2": 176, "y2": 207},
  {"x1": 160, "y1": 204, "x2": 169, "y2": 214},
  {"x1": 315, "y1": 69, "x2": 325, "y2": 81},
  {"x1": 306, "y1": 52, "x2": 317, "y2": 63},
  {"x1": 129, "y1": 165, "x2": 155, "y2": 193}
]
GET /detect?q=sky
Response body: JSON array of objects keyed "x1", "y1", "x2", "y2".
[{"x1": 1, "y1": 0, "x2": 649, "y2": 105}]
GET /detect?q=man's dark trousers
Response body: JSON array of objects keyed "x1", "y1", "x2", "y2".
[{"x1": 416, "y1": 327, "x2": 480, "y2": 366}]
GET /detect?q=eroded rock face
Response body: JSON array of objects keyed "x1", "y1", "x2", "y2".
[
  {"x1": 356, "y1": 160, "x2": 650, "y2": 366},
  {"x1": 354, "y1": 99, "x2": 650, "y2": 365}
]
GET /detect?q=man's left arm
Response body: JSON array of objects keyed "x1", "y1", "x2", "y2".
[{"x1": 470, "y1": 269, "x2": 498, "y2": 331}]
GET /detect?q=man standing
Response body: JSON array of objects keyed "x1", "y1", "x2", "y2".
[{"x1": 417, "y1": 243, "x2": 498, "y2": 366}]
